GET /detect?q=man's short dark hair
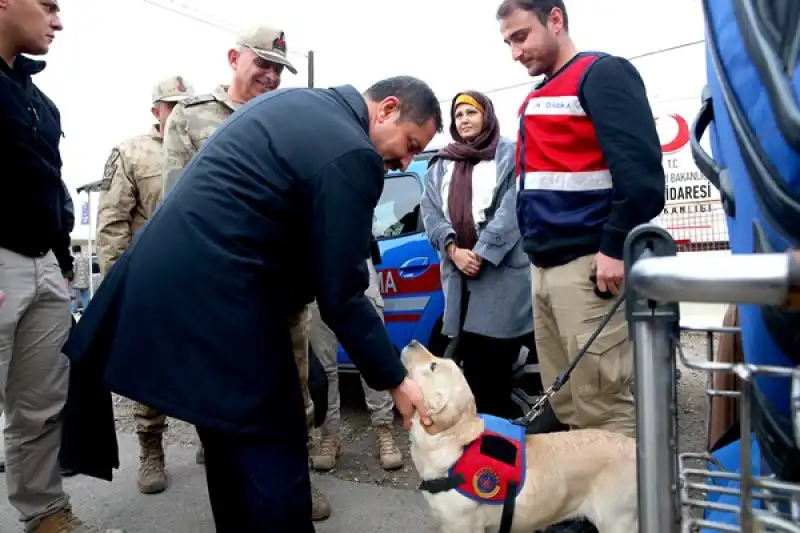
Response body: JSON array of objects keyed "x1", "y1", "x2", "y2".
[
  {"x1": 496, "y1": 0, "x2": 569, "y2": 31},
  {"x1": 364, "y1": 76, "x2": 444, "y2": 133}
]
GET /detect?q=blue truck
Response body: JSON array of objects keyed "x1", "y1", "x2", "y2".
[{"x1": 328, "y1": 150, "x2": 544, "y2": 418}]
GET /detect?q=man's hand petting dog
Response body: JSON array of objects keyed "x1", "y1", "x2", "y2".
[{"x1": 391, "y1": 377, "x2": 432, "y2": 430}]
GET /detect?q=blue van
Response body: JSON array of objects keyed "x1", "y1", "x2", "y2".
[{"x1": 329, "y1": 150, "x2": 543, "y2": 417}]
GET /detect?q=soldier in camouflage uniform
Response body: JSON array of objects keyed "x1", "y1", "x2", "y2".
[
  {"x1": 309, "y1": 257, "x2": 404, "y2": 471},
  {"x1": 160, "y1": 25, "x2": 298, "y2": 197},
  {"x1": 96, "y1": 75, "x2": 195, "y2": 496},
  {"x1": 159, "y1": 25, "x2": 333, "y2": 521}
]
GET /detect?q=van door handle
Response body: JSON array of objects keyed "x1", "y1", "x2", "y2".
[{"x1": 398, "y1": 257, "x2": 430, "y2": 279}]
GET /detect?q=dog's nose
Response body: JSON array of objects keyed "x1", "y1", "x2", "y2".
[
  {"x1": 400, "y1": 342, "x2": 419, "y2": 366},
  {"x1": 400, "y1": 347, "x2": 411, "y2": 366}
]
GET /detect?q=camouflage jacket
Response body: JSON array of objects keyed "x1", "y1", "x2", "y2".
[
  {"x1": 72, "y1": 251, "x2": 92, "y2": 289},
  {"x1": 96, "y1": 125, "x2": 164, "y2": 275},
  {"x1": 160, "y1": 84, "x2": 240, "y2": 197}
]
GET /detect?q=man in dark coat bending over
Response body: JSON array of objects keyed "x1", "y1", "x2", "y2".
[{"x1": 63, "y1": 75, "x2": 442, "y2": 532}]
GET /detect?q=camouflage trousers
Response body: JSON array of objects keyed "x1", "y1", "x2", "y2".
[
  {"x1": 133, "y1": 402, "x2": 167, "y2": 435},
  {"x1": 134, "y1": 305, "x2": 314, "y2": 435},
  {"x1": 286, "y1": 305, "x2": 314, "y2": 432},
  {"x1": 307, "y1": 259, "x2": 394, "y2": 436}
]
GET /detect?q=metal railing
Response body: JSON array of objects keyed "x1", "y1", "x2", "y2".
[{"x1": 623, "y1": 223, "x2": 800, "y2": 532}]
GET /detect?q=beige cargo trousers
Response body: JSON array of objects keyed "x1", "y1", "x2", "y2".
[
  {"x1": 532, "y1": 254, "x2": 636, "y2": 438},
  {"x1": 0, "y1": 248, "x2": 72, "y2": 522}
]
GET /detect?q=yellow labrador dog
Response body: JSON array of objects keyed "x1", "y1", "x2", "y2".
[{"x1": 401, "y1": 340, "x2": 638, "y2": 533}]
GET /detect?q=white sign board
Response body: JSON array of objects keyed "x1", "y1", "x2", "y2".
[{"x1": 651, "y1": 100, "x2": 728, "y2": 247}]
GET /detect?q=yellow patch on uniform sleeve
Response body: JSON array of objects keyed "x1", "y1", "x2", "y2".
[{"x1": 101, "y1": 148, "x2": 121, "y2": 191}]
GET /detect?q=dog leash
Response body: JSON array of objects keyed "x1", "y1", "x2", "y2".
[{"x1": 512, "y1": 292, "x2": 627, "y2": 427}]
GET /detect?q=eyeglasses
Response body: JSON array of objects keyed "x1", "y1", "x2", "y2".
[{"x1": 253, "y1": 56, "x2": 285, "y2": 74}]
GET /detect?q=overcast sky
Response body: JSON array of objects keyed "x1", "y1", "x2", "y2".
[{"x1": 39, "y1": 0, "x2": 707, "y2": 239}]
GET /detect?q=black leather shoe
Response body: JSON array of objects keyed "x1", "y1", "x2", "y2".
[{"x1": 0, "y1": 459, "x2": 5, "y2": 473}]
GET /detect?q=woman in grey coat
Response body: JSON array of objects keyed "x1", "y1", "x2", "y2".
[{"x1": 421, "y1": 90, "x2": 533, "y2": 418}]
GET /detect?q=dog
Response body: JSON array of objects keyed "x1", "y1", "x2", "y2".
[{"x1": 402, "y1": 340, "x2": 638, "y2": 533}]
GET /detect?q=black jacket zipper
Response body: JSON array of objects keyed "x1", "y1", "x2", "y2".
[{"x1": 29, "y1": 104, "x2": 39, "y2": 137}]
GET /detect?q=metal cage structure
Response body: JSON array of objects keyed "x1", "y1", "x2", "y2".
[{"x1": 623, "y1": 224, "x2": 800, "y2": 532}]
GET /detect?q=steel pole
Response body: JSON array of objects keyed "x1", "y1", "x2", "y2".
[{"x1": 307, "y1": 50, "x2": 315, "y2": 88}]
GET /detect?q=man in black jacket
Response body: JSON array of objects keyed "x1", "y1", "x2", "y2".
[
  {"x1": 64, "y1": 76, "x2": 442, "y2": 532},
  {"x1": 0, "y1": 1, "x2": 122, "y2": 532}
]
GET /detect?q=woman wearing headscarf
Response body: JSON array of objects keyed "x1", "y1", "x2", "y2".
[{"x1": 421, "y1": 91, "x2": 533, "y2": 418}]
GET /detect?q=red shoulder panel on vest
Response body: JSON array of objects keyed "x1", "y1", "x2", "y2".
[{"x1": 449, "y1": 414, "x2": 526, "y2": 504}]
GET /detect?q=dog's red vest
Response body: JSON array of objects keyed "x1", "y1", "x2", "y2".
[{"x1": 449, "y1": 414, "x2": 526, "y2": 504}]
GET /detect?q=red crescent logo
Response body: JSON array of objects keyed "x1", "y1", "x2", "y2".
[{"x1": 655, "y1": 114, "x2": 690, "y2": 154}]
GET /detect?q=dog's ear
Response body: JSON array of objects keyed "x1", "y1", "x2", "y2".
[
  {"x1": 425, "y1": 388, "x2": 469, "y2": 435},
  {"x1": 425, "y1": 390, "x2": 447, "y2": 415}
]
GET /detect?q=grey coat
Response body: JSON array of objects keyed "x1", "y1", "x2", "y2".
[{"x1": 421, "y1": 137, "x2": 533, "y2": 339}]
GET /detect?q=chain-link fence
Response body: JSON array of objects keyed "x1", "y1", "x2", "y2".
[{"x1": 653, "y1": 199, "x2": 730, "y2": 252}]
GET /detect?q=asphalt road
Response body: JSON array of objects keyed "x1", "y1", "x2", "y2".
[
  {"x1": 0, "y1": 435, "x2": 439, "y2": 533},
  {"x1": 0, "y1": 326, "x2": 718, "y2": 533}
]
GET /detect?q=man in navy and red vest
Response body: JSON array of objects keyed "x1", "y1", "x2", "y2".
[{"x1": 497, "y1": 0, "x2": 665, "y2": 440}]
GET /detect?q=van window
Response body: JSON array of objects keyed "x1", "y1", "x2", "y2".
[{"x1": 373, "y1": 174, "x2": 423, "y2": 239}]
